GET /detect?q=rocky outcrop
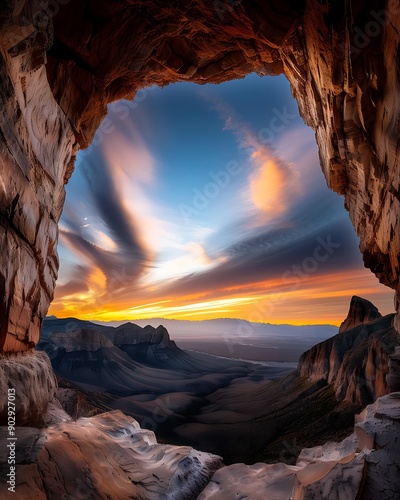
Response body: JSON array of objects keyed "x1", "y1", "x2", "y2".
[
  {"x1": 0, "y1": 0, "x2": 399, "y2": 354},
  {"x1": 49, "y1": 328, "x2": 114, "y2": 352},
  {"x1": 0, "y1": 409, "x2": 223, "y2": 500},
  {"x1": 0, "y1": 351, "x2": 57, "y2": 426},
  {"x1": 1, "y1": 391, "x2": 399, "y2": 499},
  {"x1": 387, "y1": 346, "x2": 400, "y2": 392},
  {"x1": 339, "y1": 295, "x2": 382, "y2": 333},
  {"x1": 113, "y1": 323, "x2": 174, "y2": 349},
  {"x1": 298, "y1": 307, "x2": 397, "y2": 406},
  {"x1": 199, "y1": 392, "x2": 400, "y2": 500}
]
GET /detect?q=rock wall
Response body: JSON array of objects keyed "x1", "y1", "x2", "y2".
[
  {"x1": 0, "y1": 1, "x2": 77, "y2": 352},
  {"x1": 0, "y1": 0, "x2": 399, "y2": 354},
  {"x1": 298, "y1": 310, "x2": 398, "y2": 407},
  {"x1": 199, "y1": 392, "x2": 400, "y2": 500},
  {"x1": 0, "y1": 350, "x2": 57, "y2": 425},
  {"x1": 282, "y1": 0, "x2": 400, "y2": 330},
  {"x1": 0, "y1": 409, "x2": 223, "y2": 500}
]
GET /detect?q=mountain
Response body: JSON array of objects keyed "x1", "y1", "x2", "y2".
[
  {"x1": 65, "y1": 317, "x2": 338, "y2": 363},
  {"x1": 298, "y1": 298, "x2": 398, "y2": 406},
  {"x1": 37, "y1": 319, "x2": 293, "y2": 462},
  {"x1": 36, "y1": 301, "x2": 398, "y2": 465},
  {"x1": 339, "y1": 295, "x2": 382, "y2": 333}
]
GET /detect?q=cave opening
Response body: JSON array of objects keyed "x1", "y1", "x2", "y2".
[
  {"x1": 1, "y1": 1, "x2": 400, "y2": 495},
  {"x1": 50, "y1": 72, "x2": 394, "y2": 330}
]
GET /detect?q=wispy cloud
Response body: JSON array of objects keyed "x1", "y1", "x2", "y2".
[
  {"x1": 211, "y1": 101, "x2": 301, "y2": 223},
  {"x1": 51, "y1": 79, "x2": 394, "y2": 325}
]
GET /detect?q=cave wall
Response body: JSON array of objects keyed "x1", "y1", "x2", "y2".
[
  {"x1": 0, "y1": 1, "x2": 77, "y2": 351},
  {"x1": 0, "y1": 0, "x2": 399, "y2": 352},
  {"x1": 282, "y1": 0, "x2": 400, "y2": 326}
]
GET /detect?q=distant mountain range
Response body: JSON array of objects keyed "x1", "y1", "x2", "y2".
[
  {"x1": 42, "y1": 316, "x2": 338, "y2": 363},
  {"x1": 88, "y1": 317, "x2": 338, "y2": 339},
  {"x1": 38, "y1": 296, "x2": 398, "y2": 465}
]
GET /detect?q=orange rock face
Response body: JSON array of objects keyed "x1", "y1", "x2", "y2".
[{"x1": 0, "y1": 0, "x2": 399, "y2": 351}]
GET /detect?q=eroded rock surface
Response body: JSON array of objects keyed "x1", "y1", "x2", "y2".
[
  {"x1": 339, "y1": 295, "x2": 382, "y2": 333},
  {"x1": 298, "y1": 307, "x2": 398, "y2": 406},
  {"x1": 0, "y1": 350, "x2": 57, "y2": 426},
  {"x1": 0, "y1": 0, "x2": 399, "y2": 353},
  {"x1": 199, "y1": 392, "x2": 400, "y2": 500},
  {"x1": 0, "y1": 409, "x2": 223, "y2": 500}
]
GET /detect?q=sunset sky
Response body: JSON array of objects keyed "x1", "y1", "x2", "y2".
[{"x1": 49, "y1": 73, "x2": 394, "y2": 326}]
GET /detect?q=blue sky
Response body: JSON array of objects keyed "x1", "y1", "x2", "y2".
[{"x1": 50, "y1": 73, "x2": 394, "y2": 324}]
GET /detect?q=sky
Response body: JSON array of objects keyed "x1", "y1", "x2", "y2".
[{"x1": 49, "y1": 73, "x2": 395, "y2": 326}]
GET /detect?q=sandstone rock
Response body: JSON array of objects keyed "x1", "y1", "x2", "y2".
[
  {"x1": 0, "y1": 409, "x2": 223, "y2": 500},
  {"x1": 199, "y1": 393, "x2": 400, "y2": 500},
  {"x1": 0, "y1": 0, "x2": 399, "y2": 354},
  {"x1": 0, "y1": 350, "x2": 57, "y2": 426},
  {"x1": 197, "y1": 462, "x2": 301, "y2": 500},
  {"x1": 339, "y1": 296, "x2": 382, "y2": 333}
]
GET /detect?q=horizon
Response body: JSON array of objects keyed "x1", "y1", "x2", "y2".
[
  {"x1": 46, "y1": 313, "x2": 339, "y2": 327},
  {"x1": 46, "y1": 293, "x2": 392, "y2": 329}
]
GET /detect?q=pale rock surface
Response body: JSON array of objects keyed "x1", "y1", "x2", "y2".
[
  {"x1": 0, "y1": 410, "x2": 222, "y2": 500},
  {"x1": 197, "y1": 462, "x2": 301, "y2": 499},
  {"x1": 200, "y1": 393, "x2": 400, "y2": 500},
  {"x1": 0, "y1": 350, "x2": 57, "y2": 425}
]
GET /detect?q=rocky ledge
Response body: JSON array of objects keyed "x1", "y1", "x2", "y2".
[
  {"x1": 199, "y1": 392, "x2": 400, "y2": 500},
  {"x1": 0, "y1": 409, "x2": 223, "y2": 500},
  {"x1": 0, "y1": 350, "x2": 56, "y2": 426},
  {"x1": 1, "y1": 393, "x2": 399, "y2": 499}
]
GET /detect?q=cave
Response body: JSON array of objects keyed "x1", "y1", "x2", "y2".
[
  {"x1": 1, "y1": 0, "x2": 399, "y2": 354},
  {"x1": 0, "y1": 0, "x2": 400, "y2": 497}
]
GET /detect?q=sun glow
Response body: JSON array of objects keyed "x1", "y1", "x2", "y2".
[
  {"x1": 49, "y1": 268, "x2": 393, "y2": 326},
  {"x1": 51, "y1": 76, "x2": 394, "y2": 329}
]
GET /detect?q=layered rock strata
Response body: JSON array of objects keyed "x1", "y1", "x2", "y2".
[
  {"x1": 0, "y1": 350, "x2": 56, "y2": 425},
  {"x1": 298, "y1": 300, "x2": 398, "y2": 406}
]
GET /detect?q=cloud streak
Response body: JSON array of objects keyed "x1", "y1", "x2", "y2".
[{"x1": 51, "y1": 77, "x2": 394, "y2": 324}]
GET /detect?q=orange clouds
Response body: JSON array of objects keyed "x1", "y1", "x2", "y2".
[
  {"x1": 249, "y1": 156, "x2": 286, "y2": 214},
  {"x1": 49, "y1": 267, "x2": 394, "y2": 326}
]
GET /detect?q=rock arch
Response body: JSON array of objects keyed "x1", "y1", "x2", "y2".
[{"x1": 0, "y1": 0, "x2": 399, "y2": 352}]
